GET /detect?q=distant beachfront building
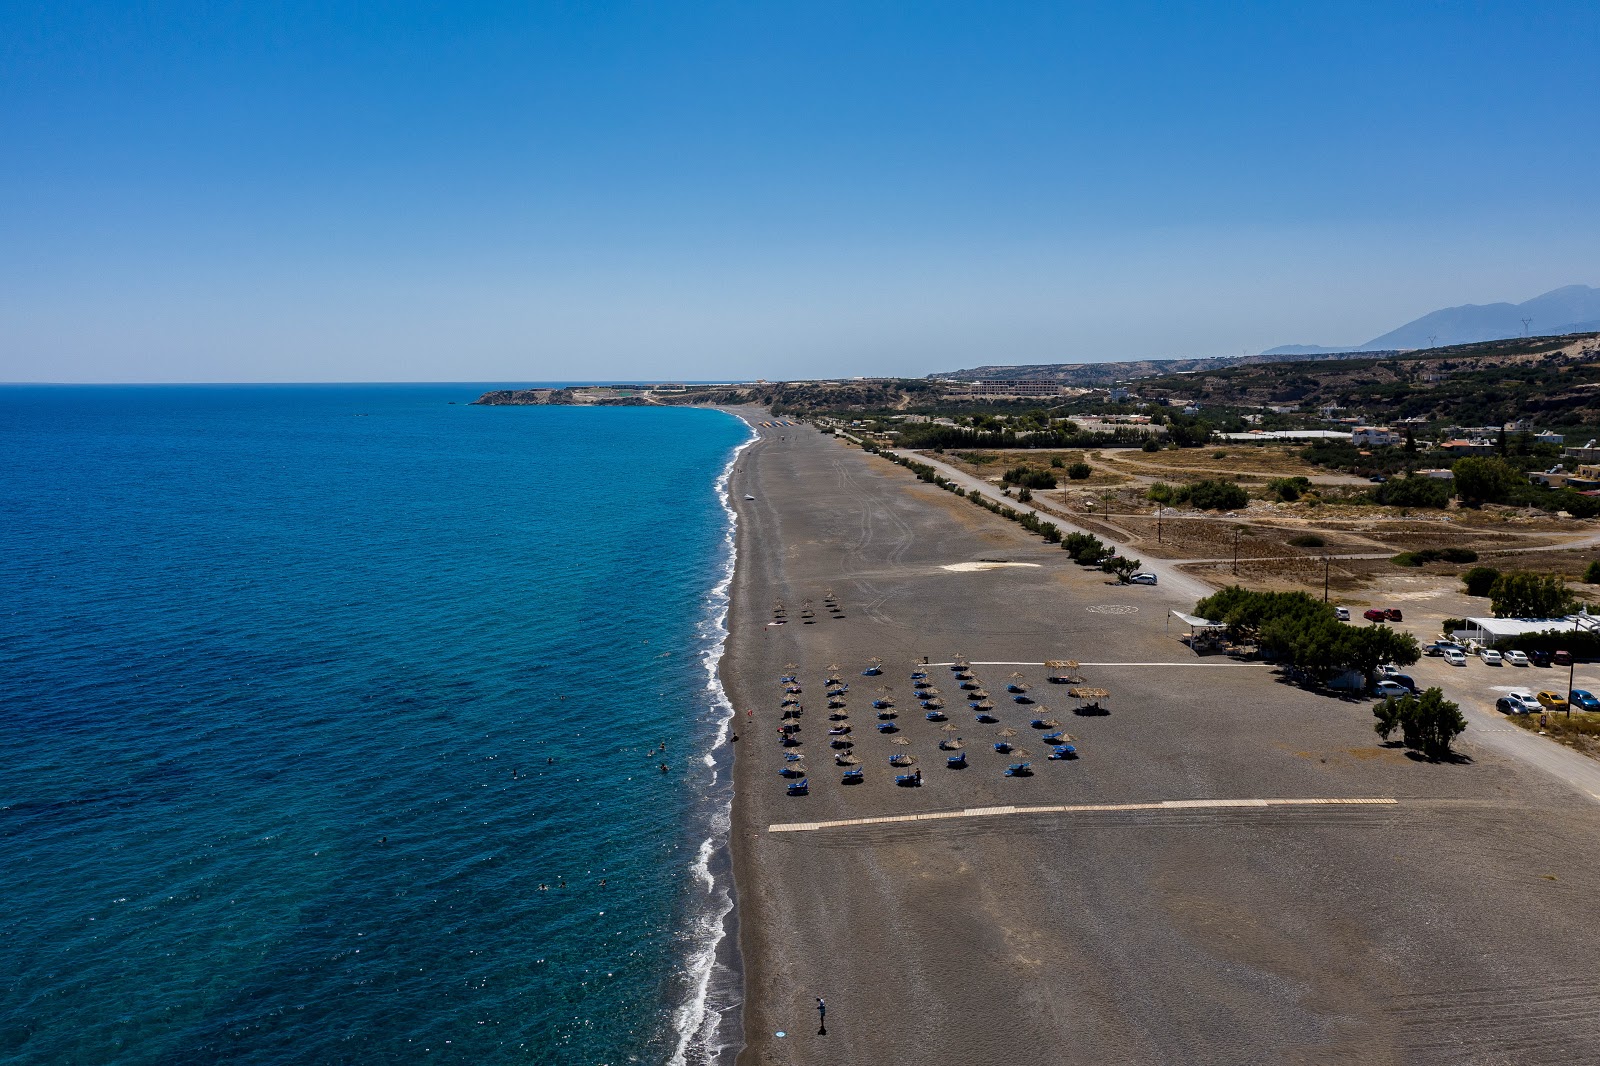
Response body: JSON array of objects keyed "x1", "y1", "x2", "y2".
[
  {"x1": 1537, "y1": 431, "x2": 1565, "y2": 446},
  {"x1": 963, "y1": 380, "x2": 1066, "y2": 398},
  {"x1": 1351, "y1": 426, "x2": 1399, "y2": 447},
  {"x1": 1437, "y1": 438, "x2": 1496, "y2": 457}
]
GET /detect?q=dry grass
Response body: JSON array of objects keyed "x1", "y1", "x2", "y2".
[
  {"x1": 1509, "y1": 710, "x2": 1600, "y2": 759},
  {"x1": 926, "y1": 450, "x2": 1130, "y2": 487},
  {"x1": 1096, "y1": 445, "x2": 1326, "y2": 480}
]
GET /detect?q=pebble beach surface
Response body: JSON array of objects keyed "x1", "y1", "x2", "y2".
[{"x1": 719, "y1": 415, "x2": 1600, "y2": 1065}]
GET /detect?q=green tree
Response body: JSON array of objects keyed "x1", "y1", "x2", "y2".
[
  {"x1": 1488, "y1": 572, "x2": 1575, "y2": 619},
  {"x1": 1067, "y1": 462, "x2": 1091, "y2": 480},
  {"x1": 1584, "y1": 560, "x2": 1600, "y2": 585},
  {"x1": 1451, "y1": 456, "x2": 1523, "y2": 505},
  {"x1": 1461, "y1": 566, "x2": 1500, "y2": 597},
  {"x1": 1372, "y1": 688, "x2": 1468, "y2": 758},
  {"x1": 1102, "y1": 555, "x2": 1142, "y2": 583},
  {"x1": 1266, "y1": 476, "x2": 1310, "y2": 502},
  {"x1": 1373, "y1": 475, "x2": 1452, "y2": 508},
  {"x1": 1187, "y1": 480, "x2": 1249, "y2": 510}
]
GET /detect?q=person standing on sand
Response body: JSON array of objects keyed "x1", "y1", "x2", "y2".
[{"x1": 816, "y1": 997, "x2": 826, "y2": 1034}]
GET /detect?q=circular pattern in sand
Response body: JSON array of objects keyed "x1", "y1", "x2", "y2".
[{"x1": 1086, "y1": 604, "x2": 1139, "y2": 615}]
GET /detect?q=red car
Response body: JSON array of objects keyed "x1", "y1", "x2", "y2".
[{"x1": 1363, "y1": 608, "x2": 1404, "y2": 623}]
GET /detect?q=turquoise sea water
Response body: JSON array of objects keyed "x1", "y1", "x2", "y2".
[{"x1": 0, "y1": 386, "x2": 750, "y2": 1065}]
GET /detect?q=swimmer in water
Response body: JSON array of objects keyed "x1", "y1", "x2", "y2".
[{"x1": 660, "y1": 762, "x2": 669, "y2": 773}]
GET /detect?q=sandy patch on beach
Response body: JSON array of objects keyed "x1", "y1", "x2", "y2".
[{"x1": 940, "y1": 561, "x2": 1042, "y2": 572}]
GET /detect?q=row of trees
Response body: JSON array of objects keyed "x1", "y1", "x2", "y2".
[
  {"x1": 1194, "y1": 586, "x2": 1420, "y2": 684},
  {"x1": 1147, "y1": 479, "x2": 1250, "y2": 510}
]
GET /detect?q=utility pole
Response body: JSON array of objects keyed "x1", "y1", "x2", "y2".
[
  {"x1": 1568, "y1": 655, "x2": 1576, "y2": 719},
  {"x1": 1157, "y1": 506, "x2": 1163, "y2": 544},
  {"x1": 1323, "y1": 554, "x2": 1331, "y2": 602},
  {"x1": 1233, "y1": 527, "x2": 1241, "y2": 575}
]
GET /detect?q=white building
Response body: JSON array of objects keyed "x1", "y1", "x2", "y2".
[{"x1": 1352, "y1": 426, "x2": 1400, "y2": 447}]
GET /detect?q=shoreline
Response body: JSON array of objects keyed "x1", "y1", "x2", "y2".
[{"x1": 669, "y1": 409, "x2": 758, "y2": 1066}]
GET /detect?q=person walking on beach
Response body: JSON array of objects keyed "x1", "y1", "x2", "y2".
[{"x1": 816, "y1": 996, "x2": 826, "y2": 1035}]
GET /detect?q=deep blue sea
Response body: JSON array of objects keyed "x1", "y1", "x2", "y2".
[{"x1": 0, "y1": 386, "x2": 751, "y2": 1065}]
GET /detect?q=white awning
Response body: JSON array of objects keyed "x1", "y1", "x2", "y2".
[{"x1": 1171, "y1": 610, "x2": 1225, "y2": 629}]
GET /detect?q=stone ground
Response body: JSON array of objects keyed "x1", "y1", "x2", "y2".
[{"x1": 721, "y1": 417, "x2": 1600, "y2": 1066}]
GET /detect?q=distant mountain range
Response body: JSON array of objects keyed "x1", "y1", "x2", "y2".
[
  {"x1": 1263, "y1": 284, "x2": 1600, "y2": 355},
  {"x1": 934, "y1": 285, "x2": 1600, "y2": 385}
]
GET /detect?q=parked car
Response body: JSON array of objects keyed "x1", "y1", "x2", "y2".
[
  {"x1": 1537, "y1": 690, "x2": 1569, "y2": 711},
  {"x1": 1504, "y1": 650, "x2": 1530, "y2": 667},
  {"x1": 1373, "y1": 680, "x2": 1409, "y2": 699},
  {"x1": 1128, "y1": 572, "x2": 1158, "y2": 585},
  {"x1": 1478, "y1": 649, "x2": 1504, "y2": 666},
  {"x1": 1443, "y1": 649, "x2": 1468, "y2": 666},
  {"x1": 1569, "y1": 689, "x2": 1600, "y2": 711},
  {"x1": 1362, "y1": 608, "x2": 1402, "y2": 623},
  {"x1": 1530, "y1": 649, "x2": 1553, "y2": 667},
  {"x1": 1425, "y1": 641, "x2": 1462, "y2": 657},
  {"x1": 1496, "y1": 692, "x2": 1541, "y2": 715},
  {"x1": 1390, "y1": 674, "x2": 1418, "y2": 693},
  {"x1": 1554, "y1": 649, "x2": 1574, "y2": 667},
  {"x1": 1334, "y1": 607, "x2": 1350, "y2": 621}
]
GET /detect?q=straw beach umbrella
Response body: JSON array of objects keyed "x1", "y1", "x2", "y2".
[
  {"x1": 890, "y1": 736, "x2": 911, "y2": 746},
  {"x1": 835, "y1": 752, "x2": 860, "y2": 765},
  {"x1": 997, "y1": 727, "x2": 1018, "y2": 737},
  {"x1": 890, "y1": 753, "x2": 916, "y2": 766}
]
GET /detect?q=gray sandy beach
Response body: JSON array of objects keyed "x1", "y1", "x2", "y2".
[{"x1": 718, "y1": 414, "x2": 1600, "y2": 1065}]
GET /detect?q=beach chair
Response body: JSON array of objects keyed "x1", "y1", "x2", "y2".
[
  {"x1": 842, "y1": 768, "x2": 864, "y2": 784},
  {"x1": 786, "y1": 778, "x2": 809, "y2": 796},
  {"x1": 1007, "y1": 683, "x2": 1026, "y2": 693},
  {"x1": 779, "y1": 765, "x2": 805, "y2": 778},
  {"x1": 993, "y1": 741, "x2": 1013, "y2": 754},
  {"x1": 946, "y1": 753, "x2": 968, "y2": 769},
  {"x1": 1049, "y1": 744, "x2": 1078, "y2": 760},
  {"x1": 1029, "y1": 719, "x2": 1049, "y2": 729},
  {"x1": 925, "y1": 710, "x2": 947, "y2": 722},
  {"x1": 895, "y1": 772, "x2": 922, "y2": 787},
  {"x1": 1005, "y1": 762, "x2": 1033, "y2": 777},
  {"x1": 974, "y1": 712, "x2": 999, "y2": 724},
  {"x1": 1041, "y1": 731, "x2": 1064, "y2": 743},
  {"x1": 784, "y1": 751, "x2": 802, "y2": 761},
  {"x1": 830, "y1": 738, "x2": 853, "y2": 749},
  {"x1": 877, "y1": 722, "x2": 898, "y2": 734},
  {"x1": 1013, "y1": 694, "x2": 1034, "y2": 705}
]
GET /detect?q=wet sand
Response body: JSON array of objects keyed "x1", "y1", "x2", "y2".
[{"x1": 719, "y1": 416, "x2": 1600, "y2": 1065}]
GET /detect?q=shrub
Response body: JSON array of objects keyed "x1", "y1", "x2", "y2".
[
  {"x1": 1288, "y1": 534, "x2": 1326, "y2": 548},
  {"x1": 1142, "y1": 438, "x2": 1160, "y2": 452},
  {"x1": 1147, "y1": 482, "x2": 1183, "y2": 505},
  {"x1": 1461, "y1": 566, "x2": 1500, "y2": 597},
  {"x1": 1067, "y1": 462, "x2": 1091, "y2": 480},
  {"x1": 1017, "y1": 487, "x2": 1033, "y2": 502},
  {"x1": 1585, "y1": 560, "x2": 1600, "y2": 585},
  {"x1": 1395, "y1": 547, "x2": 1482, "y2": 568},
  {"x1": 1373, "y1": 475, "x2": 1452, "y2": 509},
  {"x1": 1187, "y1": 480, "x2": 1249, "y2": 511},
  {"x1": 1050, "y1": 457, "x2": 1064, "y2": 468},
  {"x1": 1001, "y1": 466, "x2": 1057, "y2": 490},
  {"x1": 1267, "y1": 476, "x2": 1311, "y2": 502},
  {"x1": 1441, "y1": 618, "x2": 1466, "y2": 633},
  {"x1": 1213, "y1": 450, "x2": 1228, "y2": 459}
]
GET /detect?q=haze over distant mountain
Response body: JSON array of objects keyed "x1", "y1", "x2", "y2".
[{"x1": 1264, "y1": 284, "x2": 1600, "y2": 355}]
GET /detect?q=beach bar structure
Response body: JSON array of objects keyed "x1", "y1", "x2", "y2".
[{"x1": 1169, "y1": 610, "x2": 1226, "y2": 653}]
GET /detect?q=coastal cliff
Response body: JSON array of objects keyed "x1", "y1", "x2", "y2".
[{"x1": 472, "y1": 388, "x2": 647, "y2": 406}]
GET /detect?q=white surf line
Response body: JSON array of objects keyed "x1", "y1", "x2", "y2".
[{"x1": 770, "y1": 797, "x2": 1398, "y2": 834}]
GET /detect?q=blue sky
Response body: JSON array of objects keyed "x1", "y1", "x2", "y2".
[{"x1": 3, "y1": 1, "x2": 1597, "y2": 382}]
